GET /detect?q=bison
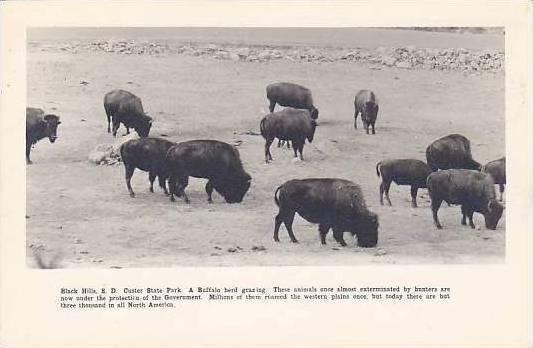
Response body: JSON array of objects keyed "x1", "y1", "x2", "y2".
[
  {"x1": 376, "y1": 159, "x2": 432, "y2": 207},
  {"x1": 166, "y1": 140, "x2": 252, "y2": 204},
  {"x1": 273, "y1": 178, "x2": 379, "y2": 247},
  {"x1": 26, "y1": 107, "x2": 61, "y2": 164},
  {"x1": 260, "y1": 108, "x2": 317, "y2": 163},
  {"x1": 120, "y1": 137, "x2": 176, "y2": 197},
  {"x1": 103, "y1": 89, "x2": 152, "y2": 137},
  {"x1": 482, "y1": 157, "x2": 506, "y2": 201},
  {"x1": 354, "y1": 89, "x2": 379, "y2": 135},
  {"x1": 426, "y1": 134, "x2": 481, "y2": 171},
  {"x1": 266, "y1": 82, "x2": 319, "y2": 120},
  {"x1": 426, "y1": 169, "x2": 504, "y2": 230}
]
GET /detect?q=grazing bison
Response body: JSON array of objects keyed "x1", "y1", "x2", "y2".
[
  {"x1": 260, "y1": 108, "x2": 317, "y2": 163},
  {"x1": 166, "y1": 140, "x2": 252, "y2": 204},
  {"x1": 376, "y1": 159, "x2": 432, "y2": 207},
  {"x1": 273, "y1": 178, "x2": 379, "y2": 247},
  {"x1": 120, "y1": 137, "x2": 176, "y2": 197},
  {"x1": 26, "y1": 107, "x2": 61, "y2": 164},
  {"x1": 266, "y1": 82, "x2": 319, "y2": 120},
  {"x1": 103, "y1": 89, "x2": 152, "y2": 137},
  {"x1": 354, "y1": 89, "x2": 379, "y2": 135},
  {"x1": 426, "y1": 169, "x2": 504, "y2": 230},
  {"x1": 482, "y1": 157, "x2": 506, "y2": 201},
  {"x1": 426, "y1": 134, "x2": 481, "y2": 171}
]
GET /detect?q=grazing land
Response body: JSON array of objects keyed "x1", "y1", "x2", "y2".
[{"x1": 26, "y1": 28, "x2": 505, "y2": 268}]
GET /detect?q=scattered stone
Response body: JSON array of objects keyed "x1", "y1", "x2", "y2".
[
  {"x1": 251, "y1": 245, "x2": 266, "y2": 251},
  {"x1": 227, "y1": 247, "x2": 237, "y2": 253}
]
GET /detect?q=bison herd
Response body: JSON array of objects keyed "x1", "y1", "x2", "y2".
[{"x1": 27, "y1": 81, "x2": 506, "y2": 249}]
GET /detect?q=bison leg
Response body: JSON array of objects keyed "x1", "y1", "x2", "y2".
[
  {"x1": 297, "y1": 143, "x2": 304, "y2": 161},
  {"x1": 277, "y1": 139, "x2": 282, "y2": 148},
  {"x1": 410, "y1": 186, "x2": 419, "y2": 208},
  {"x1": 126, "y1": 126, "x2": 130, "y2": 135},
  {"x1": 273, "y1": 214, "x2": 283, "y2": 242},
  {"x1": 268, "y1": 100, "x2": 276, "y2": 113},
  {"x1": 499, "y1": 184, "x2": 505, "y2": 202},
  {"x1": 354, "y1": 110, "x2": 359, "y2": 129},
  {"x1": 125, "y1": 165, "x2": 136, "y2": 197},
  {"x1": 332, "y1": 228, "x2": 347, "y2": 247},
  {"x1": 431, "y1": 199, "x2": 443, "y2": 229},
  {"x1": 466, "y1": 207, "x2": 475, "y2": 229},
  {"x1": 318, "y1": 224, "x2": 330, "y2": 245},
  {"x1": 177, "y1": 176, "x2": 190, "y2": 203},
  {"x1": 148, "y1": 172, "x2": 156, "y2": 193},
  {"x1": 371, "y1": 122, "x2": 376, "y2": 135},
  {"x1": 292, "y1": 141, "x2": 298, "y2": 158},
  {"x1": 205, "y1": 181, "x2": 214, "y2": 203},
  {"x1": 168, "y1": 176, "x2": 177, "y2": 202},
  {"x1": 461, "y1": 205, "x2": 468, "y2": 225},
  {"x1": 111, "y1": 118, "x2": 120, "y2": 137},
  {"x1": 274, "y1": 210, "x2": 298, "y2": 243},
  {"x1": 362, "y1": 118, "x2": 369, "y2": 134},
  {"x1": 264, "y1": 139, "x2": 274, "y2": 163},
  {"x1": 106, "y1": 114, "x2": 111, "y2": 133},
  {"x1": 382, "y1": 180, "x2": 392, "y2": 206},
  {"x1": 26, "y1": 142, "x2": 32, "y2": 164},
  {"x1": 158, "y1": 175, "x2": 169, "y2": 195}
]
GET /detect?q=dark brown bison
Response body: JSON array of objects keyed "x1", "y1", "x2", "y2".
[
  {"x1": 103, "y1": 89, "x2": 152, "y2": 137},
  {"x1": 266, "y1": 82, "x2": 319, "y2": 120},
  {"x1": 354, "y1": 89, "x2": 379, "y2": 135},
  {"x1": 120, "y1": 137, "x2": 176, "y2": 197},
  {"x1": 273, "y1": 178, "x2": 379, "y2": 247},
  {"x1": 166, "y1": 140, "x2": 252, "y2": 204},
  {"x1": 260, "y1": 108, "x2": 317, "y2": 163},
  {"x1": 376, "y1": 159, "x2": 432, "y2": 207},
  {"x1": 426, "y1": 169, "x2": 504, "y2": 230},
  {"x1": 482, "y1": 157, "x2": 506, "y2": 201},
  {"x1": 26, "y1": 107, "x2": 61, "y2": 164},
  {"x1": 426, "y1": 134, "x2": 481, "y2": 171}
]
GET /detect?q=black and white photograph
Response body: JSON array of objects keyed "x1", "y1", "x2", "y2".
[{"x1": 26, "y1": 27, "x2": 506, "y2": 268}]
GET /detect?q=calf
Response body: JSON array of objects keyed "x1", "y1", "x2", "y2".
[
  {"x1": 120, "y1": 137, "x2": 176, "y2": 197},
  {"x1": 260, "y1": 108, "x2": 317, "y2": 163},
  {"x1": 274, "y1": 178, "x2": 379, "y2": 247},
  {"x1": 103, "y1": 89, "x2": 152, "y2": 137},
  {"x1": 426, "y1": 134, "x2": 481, "y2": 171},
  {"x1": 354, "y1": 89, "x2": 379, "y2": 135},
  {"x1": 26, "y1": 107, "x2": 61, "y2": 164},
  {"x1": 266, "y1": 82, "x2": 319, "y2": 120},
  {"x1": 482, "y1": 157, "x2": 506, "y2": 201},
  {"x1": 426, "y1": 169, "x2": 504, "y2": 230},
  {"x1": 166, "y1": 140, "x2": 252, "y2": 204},
  {"x1": 376, "y1": 159, "x2": 432, "y2": 207}
]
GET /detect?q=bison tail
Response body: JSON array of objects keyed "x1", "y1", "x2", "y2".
[
  {"x1": 260, "y1": 118, "x2": 267, "y2": 138},
  {"x1": 274, "y1": 185, "x2": 282, "y2": 206},
  {"x1": 376, "y1": 162, "x2": 381, "y2": 177}
]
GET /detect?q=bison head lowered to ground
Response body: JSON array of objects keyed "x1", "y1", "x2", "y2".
[
  {"x1": 104, "y1": 89, "x2": 153, "y2": 137},
  {"x1": 165, "y1": 140, "x2": 252, "y2": 204},
  {"x1": 426, "y1": 169, "x2": 504, "y2": 230},
  {"x1": 426, "y1": 133, "x2": 481, "y2": 171},
  {"x1": 266, "y1": 82, "x2": 319, "y2": 120},
  {"x1": 273, "y1": 178, "x2": 379, "y2": 247},
  {"x1": 26, "y1": 107, "x2": 61, "y2": 164},
  {"x1": 260, "y1": 108, "x2": 317, "y2": 163}
]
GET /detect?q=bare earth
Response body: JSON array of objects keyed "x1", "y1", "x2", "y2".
[{"x1": 26, "y1": 29, "x2": 505, "y2": 268}]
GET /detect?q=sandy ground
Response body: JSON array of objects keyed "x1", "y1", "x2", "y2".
[{"x1": 26, "y1": 29, "x2": 505, "y2": 268}]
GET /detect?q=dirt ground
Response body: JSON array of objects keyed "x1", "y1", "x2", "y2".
[{"x1": 26, "y1": 29, "x2": 505, "y2": 268}]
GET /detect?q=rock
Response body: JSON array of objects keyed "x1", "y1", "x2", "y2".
[
  {"x1": 229, "y1": 52, "x2": 240, "y2": 61},
  {"x1": 396, "y1": 61, "x2": 412, "y2": 69}
]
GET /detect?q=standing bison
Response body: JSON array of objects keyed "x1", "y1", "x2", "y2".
[
  {"x1": 376, "y1": 159, "x2": 432, "y2": 207},
  {"x1": 426, "y1": 169, "x2": 504, "y2": 230},
  {"x1": 26, "y1": 107, "x2": 61, "y2": 164},
  {"x1": 166, "y1": 140, "x2": 252, "y2": 204},
  {"x1": 426, "y1": 134, "x2": 481, "y2": 171},
  {"x1": 120, "y1": 137, "x2": 176, "y2": 197},
  {"x1": 266, "y1": 82, "x2": 319, "y2": 120},
  {"x1": 260, "y1": 108, "x2": 317, "y2": 163},
  {"x1": 273, "y1": 178, "x2": 379, "y2": 247},
  {"x1": 482, "y1": 157, "x2": 506, "y2": 201},
  {"x1": 354, "y1": 89, "x2": 379, "y2": 135},
  {"x1": 103, "y1": 89, "x2": 152, "y2": 137}
]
